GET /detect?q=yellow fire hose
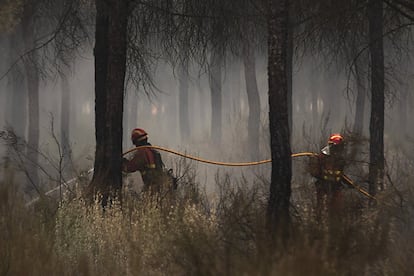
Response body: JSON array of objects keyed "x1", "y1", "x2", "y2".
[
  {"x1": 123, "y1": 145, "x2": 317, "y2": 166},
  {"x1": 123, "y1": 146, "x2": 377, "y2": 201},
  {"x1": 25, "y1": 146, "x2": 376, "y2": 207},
  {"x1": 342, "y1": 174, "x2": 377, "y2": 201}
]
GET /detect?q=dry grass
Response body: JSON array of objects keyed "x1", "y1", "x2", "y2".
[{"x1": 1, "y1": 163, "x2": 414, "y2": 276}]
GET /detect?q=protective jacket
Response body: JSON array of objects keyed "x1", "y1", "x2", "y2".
[
  {"x1": 309, "y1": 146, "x2": 346, "y2": 184},
  {"x1": 122, "y1": 143, "x2": 164, "y2": 191},
  {"x1": 309, "y1": 145, "x2": 348, "y2": 213}
]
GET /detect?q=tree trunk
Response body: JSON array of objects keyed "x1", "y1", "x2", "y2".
[
  {"x1": 399, "y1": 89, "x2": 407, "y2": 138},
  {"x1": 123, "y1": 91, "x2": 130, "y2": 149},
  {"x1": 286, "y1": 16, "x2": 293, "y2": 139},
  {"x1": 123, "y1": 95, "x2": 128, "y2": 149},
  {"x1": 90, "y1": 0, "x2": 109, "y2": 195},
  {"x1": 90, "y1": 0, "x2": 129, "y2": 200},
  {"x1": 243, "y1": 38, "x2": 261, "y2": 160},
  {"x1": 266, "y1": 0, "x2": 292, "y2": 238},
  {"x1": 60, "y1": 72, "x2": 71, "y2": 169},
  {"x1": 179, "y1": 53, "x2": 190, "y2": 144},
  {"x1": 22, "y1": 11, "x2": 40, "y2": 194},
  {"x1": 209, "y1": 51, "x2": 222, "y2": 146},
  {"x1": 24, "y1": 58, "x2": 40, "y2": 193},
  {"x1": 368, "y1": 0, "x2": 385, "y2": 195}
]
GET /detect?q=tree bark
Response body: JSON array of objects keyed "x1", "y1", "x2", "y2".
[
  {"x1": 90, "y1": 0, "x2": 109, "y2": 195},
  {"x1": 399, "y1": 89, "x2": 407, "y2": 138},
  {"x1": 368, "y1": 0, "x2": 385, "y2": 195},
  {"x1": 179, "y1": 53, "x2": 190, "y2": 144},
  {"x1": 286, "y1": 16, "x2": 293, "y2": 139},
  {"x1": 209, "y1": 51, "x2": 222, "y2": 146},
  {"x1": 243, "y1": 38, "x2": 261, "y2": 160},
  {"x1": 266, "y1": 0, "x2": 292, "y2": 238},
  {"x1": 90, "y1": 0, "x2": 129, "y2": 199},
  {"x1": 123, "y1": 92, "x2": 129, "y2": 150}
]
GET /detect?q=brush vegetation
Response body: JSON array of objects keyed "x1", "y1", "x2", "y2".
[{"x1": 1, "y1": 160, "x2": 414, "y2": 276}]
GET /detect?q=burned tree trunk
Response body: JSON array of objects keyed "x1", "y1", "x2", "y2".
[
  {"x1": 266, "y1": 0, "x2": 292, "y2": 238},
  {"x1": 368, "y1": 0, "x2": 385, "y2": 195},
  {"x1": 243, "y1": 38, "x2": 261, "y2": 160},
  {"x1": 90, "y1": 0, "x2": 129, "y2": 199},
  {"x1": 287, "y1": 16, "x2": 293, "y2": 139},
  {"x1": 399, "y1": 89, "x2": 407, "y2": 138},
  {"x1": 90, "y1": 0, "x2": 109, "y2": 195},
  {"x1": 123, "y1": 93, "x2": 129, "y2": 150}
]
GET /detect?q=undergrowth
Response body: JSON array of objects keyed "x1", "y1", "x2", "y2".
[{"x1": 1, "y1": 165, "x2": 414, "y2": 276}]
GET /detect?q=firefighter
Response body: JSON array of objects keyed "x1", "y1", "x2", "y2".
[
  {"x1": 122, "y1": 128, "x2": 166, "y2": 193},
  {"x1": 308, "y1": 133, "x2": 348, "y2": 215}
]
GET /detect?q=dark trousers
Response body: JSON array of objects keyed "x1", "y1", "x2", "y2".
[{"x1": 315, "y1": 180, "x2": 344, "y2": 217}]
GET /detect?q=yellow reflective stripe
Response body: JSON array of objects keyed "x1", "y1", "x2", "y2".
[
  {"x1": 142, "y1": 164, "x2": 156, "y2": 175},
  {"x1": 323, "y1": 170, "x2": 342, "y2": 177}
]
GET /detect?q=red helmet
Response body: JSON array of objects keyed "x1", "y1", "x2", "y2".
[
  {"x1": 131, "y1": 128, "x2": 148, "y2": 143},
  {"x1": 328, "y1": 133, "x2": 344, "y2": 145}
]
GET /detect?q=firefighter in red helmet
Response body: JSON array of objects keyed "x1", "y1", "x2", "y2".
[
  {"x1": 122, "y1": 128, "x2": 165, "y2": 192},
  {"x1": 308, "y1": 133, "x2": 348, "y2": 216}
]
